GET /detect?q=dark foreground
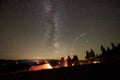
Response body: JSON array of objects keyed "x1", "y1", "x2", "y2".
[{"x1": 0, "y1": 63, "x2": 120, "y2": 80}]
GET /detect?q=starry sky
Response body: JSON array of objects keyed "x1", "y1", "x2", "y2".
[{"x1": 0, "y1": 0, "x2": 120, "y2": 60}]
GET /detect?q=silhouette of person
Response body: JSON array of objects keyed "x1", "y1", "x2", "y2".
[
  {"x1": 59, "y1": 57, "x2": 65, "y2": 67},
  {"x1": 72, "y1": 55, "x2": 79, "y2": 66},
  {"x1": 67, "y1": 55, "x2": 72, "y2": 67}
]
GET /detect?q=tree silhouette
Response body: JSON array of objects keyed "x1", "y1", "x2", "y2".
[
  {"x1": 90, "y1": 49, "x2": 95, "y2": 59},
  {"x1": 107, "y1": 47, "x2": 110, "y2": 51},
  {"x1": 85, "y1": 42, "x2": 120, "y2": 63},
  {"x1": 118, "y1": 43, "x2": 120, "y2": 48},
  {"x1": 85, "y1": 49, "x2": 95, "y2": 59},
  {"x1": 111, "y1": 42, "x2": 115, "y2": 49},
  {"x1": 117, "y1": 43, "x2": 120, "y2": 54},
  {"x1": 85, "y1": 51, "x2": 90, "y2": 59},
  {"x1": 101, "y1": 45, "x2": 106, "y2": 55}
]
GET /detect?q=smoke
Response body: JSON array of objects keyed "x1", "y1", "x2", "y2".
[
  {"x1": 43, "y1": 0, "x2": 61, "y2": 54},
  {"x1": 71, "y1": 33, "x2": 86, "y2": 54}
]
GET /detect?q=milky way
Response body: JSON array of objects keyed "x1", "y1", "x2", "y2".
[
  {"x1": 0, "y1": 0, "x2": 120, "y2": 59},
  {"x1": 43, "y1": 0, "x2": 61, "y2": 55}
]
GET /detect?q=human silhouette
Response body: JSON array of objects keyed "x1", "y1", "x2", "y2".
[
  {"x1": 72, "y1": 55, "x2": 79, "y2": 66},
  {"x1": 59, "y1": 57, "x2": 65, "y2": 67},
  {"x1": 67, "y1": 55, "x2": 72, "y2": 67}
]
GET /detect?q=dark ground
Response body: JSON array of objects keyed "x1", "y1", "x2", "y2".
[{"x1": 0, "y1": 63, "x2": 120, "y2": 80}]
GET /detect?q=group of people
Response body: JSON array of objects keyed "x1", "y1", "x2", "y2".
[{"x1": 59, "y1": 55, "x2": 79, "y2": 67}]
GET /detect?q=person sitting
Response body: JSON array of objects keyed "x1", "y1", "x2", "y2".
[
  {"x1": 72, "y1": 55, "x2": 79, "y2": 66},
  {"x1": 67, "y1": 55, "x2": 72, "y2": 67},
  {"x1": 59, "y1": 57, "x2": 65, "y2": 67}
]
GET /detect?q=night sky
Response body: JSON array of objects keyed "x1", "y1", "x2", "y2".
[{"x1": 0, "y1": 0, "x2": 120, "y2": 60}]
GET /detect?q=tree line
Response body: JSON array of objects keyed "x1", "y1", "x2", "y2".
[{"x1": 85, "y1": 42, "x2": 120, "y2": 63}]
